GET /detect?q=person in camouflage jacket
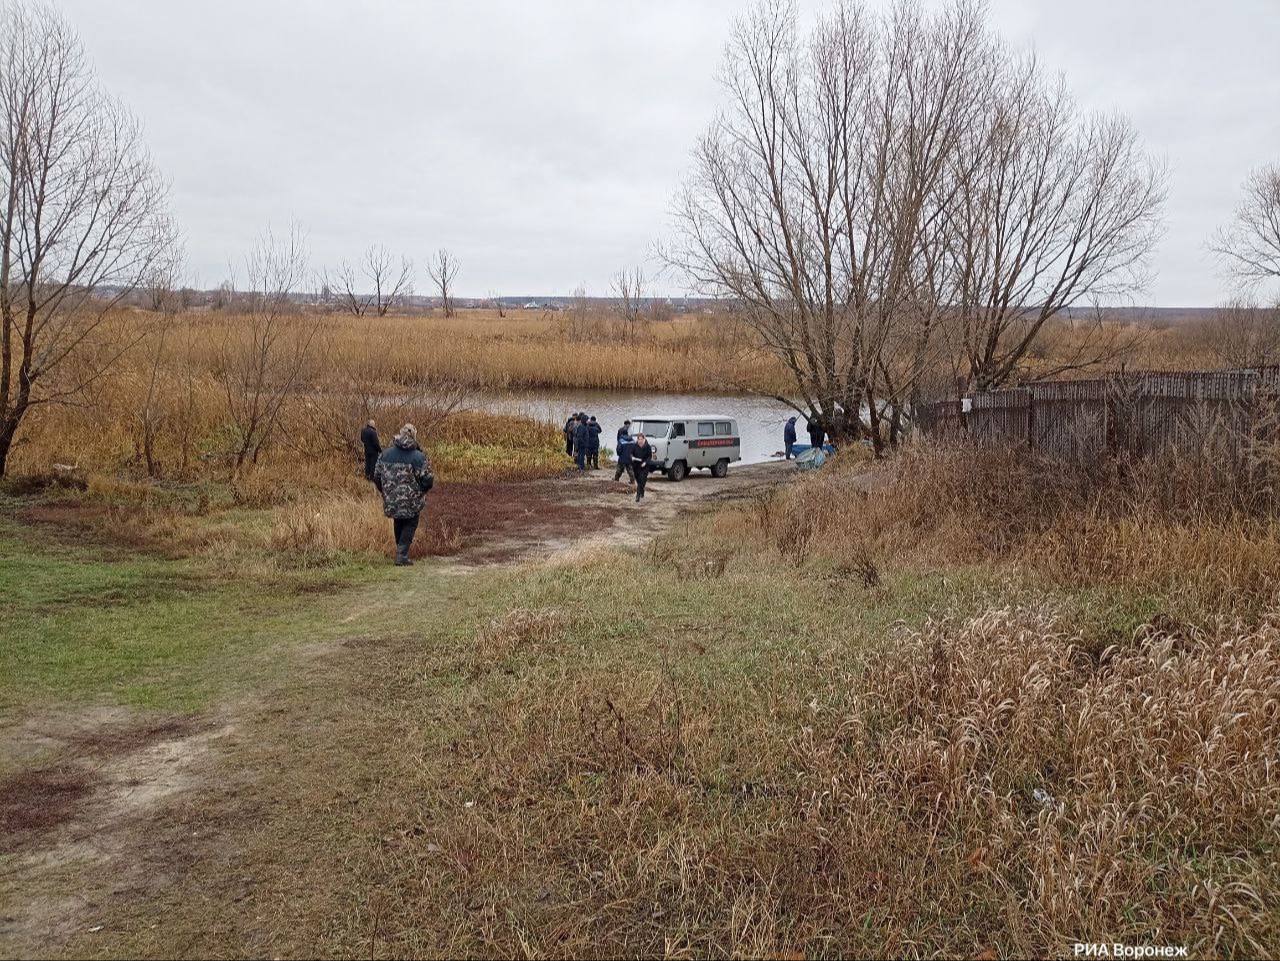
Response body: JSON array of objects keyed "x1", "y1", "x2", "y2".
[{"x1": 373, "y1": 423, "x2": 434, "y2": 565}]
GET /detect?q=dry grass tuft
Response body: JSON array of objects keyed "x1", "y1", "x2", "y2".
[
  {"x1": 788, "y1": 604, "x2": 1280, "y2": 956},
  {"x1": 473, "y1": 608, "x2": 568, "y2": 668}
]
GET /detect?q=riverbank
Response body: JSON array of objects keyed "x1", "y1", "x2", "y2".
[{"x1": 3, "y1": 450, "x2": 1277, "y2": 958}]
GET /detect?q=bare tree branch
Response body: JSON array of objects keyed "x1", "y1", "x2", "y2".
[
  {"x1": 216, "y1": 224, "x2": 321, "y2": 477},
  {"x1": 1211, "y1": 163, "x2": 1280, "y2": 292},
  {"x1": 612, "y1": 267, "x2": 644, "y2": 341},
  {"x1": 0, "y1": 0, "x2": 172, "y2": 475},
  {"x1": 324, "y1": 244, "x2": 414, "y2": 317}
]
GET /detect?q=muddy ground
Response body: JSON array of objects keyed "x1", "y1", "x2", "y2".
[{"x1": 436, "y1": 459, "x2": 789, "y2": 565}]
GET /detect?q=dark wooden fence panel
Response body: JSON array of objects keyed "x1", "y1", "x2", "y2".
[
  {"x1": 918, "y1": 366, "x2": 1280, "y2": 464},
  {"x1": 1028, "y1": 380, "x2": 1109, "y2": 462},
  {"x1": 969, "y1": 388, "x2": 1031, "y2": 447}
]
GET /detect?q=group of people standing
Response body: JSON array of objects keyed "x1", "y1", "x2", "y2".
[
  {"x1": 783, "y1": 414, "x2": 829, "y2": 460},
  {"x1": 361, "y1": 419, "x2": 433, "y2": 565},
  {"x1": 562, "y1": 412, "x2": 602, "y2": 470},
  {"x1": 562, "y1": 413, "x2": 654, "y2": 503}
]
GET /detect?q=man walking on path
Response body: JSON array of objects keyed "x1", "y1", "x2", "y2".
[
  {"x1": 614, "y1": 420, "x2": 635, "y2": 484},
  {"x1": 631, "y1": 432, "x2": 654, "y2": 503},
  {"x1": 360, "y1": 419, "x2": 382, "y2": 480},
  {"x1": 373, "y1": 423, "x2": 434, "y2": 566},
  {"x1": 783, "y1": 416, "x2": 797, "y2": 460}
]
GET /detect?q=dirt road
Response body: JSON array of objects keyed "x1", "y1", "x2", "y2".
[{"x1": 435, "y1": 459, "x2": 792, "y2": 566}]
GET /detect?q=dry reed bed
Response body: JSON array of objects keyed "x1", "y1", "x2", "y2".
[
  {"x1": 385, "y1": 604, "x2": 1279, "y2": 957},
  {"x1": 5, "y1": 306, "x2": 776, "y2": 519},
  {"x1": 707, "y1": 443, "x2": 1280, "y2": 614}
]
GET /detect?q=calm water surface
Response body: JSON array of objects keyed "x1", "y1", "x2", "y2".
[{"x1": 473, "y1": 389, "x2": 814, "y2": 465}]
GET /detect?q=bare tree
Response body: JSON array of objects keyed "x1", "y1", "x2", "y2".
[
  {"x1": 566, "y1": 284, "x2": 592, "y2": 339},
  {"x1": 945, "y1": 55, "x2": 1166, "y2": 392},
  {"x1": 143, "y1": 216, "x2": 186, "y2": 314},
  {"x1": 217, "y1": 225, "x2": 320, "y2": 476},
  {"x1": 612, "y1": 267, "x2": 644, "y2": 341},
  {"x1": 0, "y1": 1, "x2": 171, "y2": 476},
  {"x1": 671, "y1": 0, "x2": 993, "y2": 452},
  {"x1": 1212, "y1": 163, "x2": 1280, "y2": 290},
  {"x1": 326, "y1": 244, "x2": 413, "y2": 317},
  {"x1": 212, "y1": 278, "x2": 236, "y2": 311},
  {"x1": 487, "y1": 291, "x2": 505, "y2": 318},
  {"x1": 427, "y1": 248, "x2": 459, "y2": 317},
  {"x1": 671, "y1": 0, "x2": 1165, "y2": 450}
]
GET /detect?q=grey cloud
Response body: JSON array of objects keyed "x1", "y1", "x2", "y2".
[{"x1": 64, "y1": 0, "x2": 1280, "y2": 303}]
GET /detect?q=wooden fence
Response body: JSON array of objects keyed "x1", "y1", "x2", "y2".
[{"x1": 916, "y1": 367, "x2": 1280, "y2": 463}]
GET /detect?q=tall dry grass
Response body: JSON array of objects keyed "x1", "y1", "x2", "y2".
[
  {"x1": 700, "y1": 441, "x2": 1280, "y2": 614},
  {"x1": 5, "y1": 306, "x2": 1228, "y2": 488},
  {"x1": 131, "y1": 307, "x2": 785, "y2": 395},
  {"x1": 4, "y1": 305, "x2": 777, "y2": 513},
  {"x1": 374, "y1": 602, "x2": 1279, "y2": 957}
]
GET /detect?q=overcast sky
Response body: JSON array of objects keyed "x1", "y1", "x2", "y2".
[{"x1": 62, "y1": 0, "x2": 1279, "y2": 305}]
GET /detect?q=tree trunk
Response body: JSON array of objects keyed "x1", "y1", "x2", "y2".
[{"x1": 0, "y1": 408, "x2": 23, "y2": 478}]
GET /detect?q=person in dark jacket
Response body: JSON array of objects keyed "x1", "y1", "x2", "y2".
[
  {"x1": 360, "y1": 419, "x2": 382, "y2": 480},
  {"x1": 562, "y1": 414, "x2": 577, "y2": 456},
  {"x1": 783, "y1": 416, "x2": 797, "y2": 460},
  {"x1": 573, "y1": 415, "x2": 591, "y2": 471},
  {"x1": 614, "y1": 421, "x2": 635, "y2": 484},
  {"x1": 807, "y1": 415, "x2": 826, "y2": 452},
  {"x1": 631, "y1": 432, "x2": 654, "y2": 503},
  {"x1": 586, "y1": 415, "x2": 602, "y2": 469},
  {"x1": 373, "y1": 423, "x2": 434, "y2": 566}
]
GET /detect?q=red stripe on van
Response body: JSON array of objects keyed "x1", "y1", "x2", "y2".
[{"x1": 686, "y1": 437, "x2": 740, "y2": 449}]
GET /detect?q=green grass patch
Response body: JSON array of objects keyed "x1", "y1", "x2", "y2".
[{"x1": 0, "y1": 523, "x2": 380, "y2": 713}]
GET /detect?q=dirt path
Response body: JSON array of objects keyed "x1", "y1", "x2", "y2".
[
  {"x1": 452, "y1": 459, "x2": 790, "y2": 566},
  {"x1": 0, "y1": 458, "x2": 794, "y2": 958}
]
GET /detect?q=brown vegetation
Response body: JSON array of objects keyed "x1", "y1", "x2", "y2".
[{"x1": 369, "y1": 442, "x2": 1280, "y2": 957}]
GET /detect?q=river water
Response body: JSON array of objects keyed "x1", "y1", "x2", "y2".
[{"x1": 472, "y1": 389, "x2": 811, "y2": 465}]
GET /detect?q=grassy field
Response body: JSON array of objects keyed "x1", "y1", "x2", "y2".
[
  {"x1": 3, "y1": 302, "x2": 1275, "y2": 958},
  {"x1": 3, "y1": 440, "x2": 1278, "y2": 958}
]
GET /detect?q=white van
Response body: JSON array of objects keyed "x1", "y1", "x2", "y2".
[{"x1": 628, "y1": 414, "x2": 742, "y2": 481}]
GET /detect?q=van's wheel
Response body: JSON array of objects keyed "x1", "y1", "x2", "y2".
[
  {"x1": 668, "y1": 460, "x2": 688, "y2": 482},
  {"x1": 711, "y1": 458, "x2": 729, "y2": 478}
]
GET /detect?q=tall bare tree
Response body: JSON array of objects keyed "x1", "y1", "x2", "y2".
[
  {"x1": 427, "y1": 248, "x2": 459, "y2": 318},
  {"x1": 612, "y1": 267, "x2": 644, "y2": 341},
  {"x1": 671, "y1": 0, "x2": 1165, "y2": 449},
  {"x1": 0, "y1": 1, "x2": 171, "y2": 476},
  {"x1": 945, "y1": 55, "x2": 1166, "y2": 391},
  {"x1": 1212, "y1": 163, "x2": 1280, "y2": 290},
  {"x1": 133, "y1": 225, "x2": 191, "y2": 479},
  {"x1": 217, "y1": 225, "x2": 321, "y2": 476},
  {"x1": 326, "y1": 244, "x2": 413, "y2": 317},
  {"x1": 671, "y1": 0, "x2": 993, "y2": 451}
]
